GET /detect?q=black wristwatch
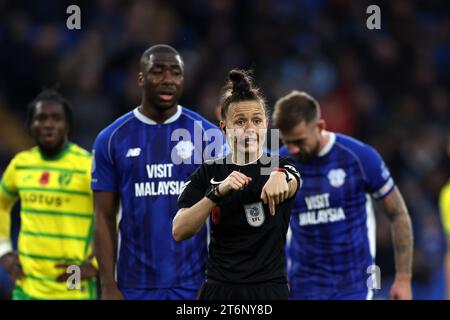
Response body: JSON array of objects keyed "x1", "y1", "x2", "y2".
[{"x1": 205, "y1": 184, "x2": 222, "y2": 203}]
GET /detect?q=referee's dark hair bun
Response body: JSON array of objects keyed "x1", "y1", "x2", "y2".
[
  {"x1": 229, "y1": 69, "x2": 252, "y2": 99},
  {"x1": 220, "y1": 69, "x2": 267, "y2": 120}
]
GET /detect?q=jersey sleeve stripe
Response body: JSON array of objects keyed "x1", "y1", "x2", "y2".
[
  {"x1": 21, "y1": 230, "x2": 88, "y2": 241},
  {"x1": 21, "y1": 208, "x2": 93, "y2": 219},
  {"x1": 24, "y1": 274, "x2": 61, "y2": 283},
  {"x1": 0, "y1": 180, "x2": 18, "y2": 197},
  {"x1": 67, "y1": 150, "x2": 91, "y2": 158},
  {"x1": 372, "y1": 177, "x2": 395, "y2": 200},
  {"x1": 17, "y1": 187, "x2": 91, "y2": 196},
  {"x1": 15, "y1": 166, "x2": 87, "y2": 174},
  {"x1": 18, "y1": 251, "x2": 83, "y2": 263},
  {"x1": 82, "y1": 219, "x2": 95, "y2": 257}
]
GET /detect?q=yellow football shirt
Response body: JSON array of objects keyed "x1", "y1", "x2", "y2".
[
  {"x1": 440, "y1": 179, "x2": 450, "y2": 236},
  {"x1": 0, "y1": 143, "x2": 96, "y2": 299}
]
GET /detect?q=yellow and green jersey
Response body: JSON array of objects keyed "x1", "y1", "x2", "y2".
[
  {"x1": 440, "y1": 179, "x2": 450, "y2": 236},
  {"x1": 0, "y1": 143, "x2": 96, "y2": 299}
]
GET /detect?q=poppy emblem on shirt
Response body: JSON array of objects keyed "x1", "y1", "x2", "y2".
[
  {"x1": 212, "y1": 206, "x2": 221, "y2": 224},
  {"x1": 244, "y1": 202, "x2": 265, "y2": 227},
  {"x1": 327, "y1": 168, "x2": 346, "y2": 188},
  {"x1": 39, "y1": 172, "x2": 50, "y2": 186}
]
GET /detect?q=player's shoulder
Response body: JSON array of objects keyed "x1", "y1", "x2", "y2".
[
  {"x1": 179, "y1": 106, "x2": 218, "y2": 130},
  {"x1": 9, "y1": 146, "x2": 40, "y2": 166},
  {"x1": 265, "y1": 152, "x2": 296, "y2": 169},
  {"x1": 95, "y1": 110, "x2": 136, "y2": 142},
  {"x1": 334, "y1": 132, "x2": 380, "y2": 159},
  {"x1": 335, "y1": 133, "x2": 368, "y2": 150},
  {"x1": 440, "y1": 179, "x2": 450, "y2": 200},
  {"x1": 279, "y1": 146, "x2": 290, "y2": 157},
  {"x1": 67, "y1": 143, "x2": 91, "y2": 159}
]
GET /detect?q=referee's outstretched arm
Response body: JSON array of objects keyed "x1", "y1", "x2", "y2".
[{"x1": 173, "y1": 198, "x2": 216, "y2": 242}]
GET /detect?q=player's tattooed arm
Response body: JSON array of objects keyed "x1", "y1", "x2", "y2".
[
  {"x1": 380, "y1": 187, "x2": 413, "y2": 274},
  {"x1": 380, "y1": 186, "x2": 413, "y2": 299}
]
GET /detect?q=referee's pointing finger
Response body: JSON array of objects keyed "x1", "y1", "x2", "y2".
[{"x1": 268, "y1": 196, "x2": 275, "y2": 216}]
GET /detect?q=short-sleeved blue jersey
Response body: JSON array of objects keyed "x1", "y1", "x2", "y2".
[
  {"x1": 280, "y1": 132, "x2": 395, "y2": 297},
  {"x1": 91, "y1": 106, "x2": 224, "y2": 289}
]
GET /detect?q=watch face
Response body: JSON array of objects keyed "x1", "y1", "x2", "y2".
[{"x1": 206, "y1": 184, "x2": 221, "y2": 203}]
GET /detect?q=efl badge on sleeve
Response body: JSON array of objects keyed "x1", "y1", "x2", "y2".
[{"x1": 244, "y1": 202, "x2": 265, "y2": 227}]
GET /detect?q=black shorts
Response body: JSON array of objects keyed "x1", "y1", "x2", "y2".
[{"x1": 198, "y1": 279, "x2": 289, "y2": 300}]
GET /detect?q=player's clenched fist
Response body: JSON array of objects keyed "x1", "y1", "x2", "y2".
[
  {"x1": 260, "y1": 172, "x2": 290, "y2": 216},
  {"x1": 218, "y1": 171, "x2": 252, "y2": 196}
]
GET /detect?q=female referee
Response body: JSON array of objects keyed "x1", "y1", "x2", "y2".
[{"x1": 173, "y1": 69, "x2": 301, "y2": 300}]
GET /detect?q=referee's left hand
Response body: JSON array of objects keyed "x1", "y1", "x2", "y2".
[{"x1": 261, "y1": 172, "x2": 289, "y2": 216}]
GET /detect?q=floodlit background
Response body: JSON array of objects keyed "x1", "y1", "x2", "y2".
[{"x1": 0, "y1": 0, "x2": 449, "y2": 299}]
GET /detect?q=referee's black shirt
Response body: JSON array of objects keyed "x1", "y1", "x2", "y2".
[{"x1": 178, "y1": 153, "x2": 300, "y2": 284}]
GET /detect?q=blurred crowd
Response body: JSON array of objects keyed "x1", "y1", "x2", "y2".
[{"x1": 0, "y1": 0, "x2": 449, "y2": 299}]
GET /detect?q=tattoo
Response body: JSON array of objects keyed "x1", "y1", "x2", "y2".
[{"x1": 381, "y1": 187, "x2": 414, "y2": 275}]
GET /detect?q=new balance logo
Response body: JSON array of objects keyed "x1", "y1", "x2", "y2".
[{"x1": 126, "y1": 148, "x2": 141, "y2": 157}]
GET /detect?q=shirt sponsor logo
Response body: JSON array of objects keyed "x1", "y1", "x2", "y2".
[
  {"x1": 327, "y1": 168, "x2": 346, "y2": 188},
  {"x1": 134, "y1": 163, "x2": 184, "y2": 197},
  {"x1": 299, "y1": 208, "x2": 346, "y2": 226},
  {"x1": 22, "y1": 174, "x2": 33, "y2": 182},
  {"x1": 22, "y1": 193, "x2": 65, "y2": 207},
  {"x1": 134, "y1": 181, "x2": 186, "y2": 197},
  {"x1": 244, "y1": 202, "x2": 265, "y2": 227},
  {"x1": 299, "y1": 193, "x2": 346, "y2": 226},
  {"x1": 126, "y1": 148, "x2": 141, "y2": 158}
]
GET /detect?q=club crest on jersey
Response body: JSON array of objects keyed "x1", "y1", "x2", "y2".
[
  {"x1": 58, "y1": 172, "x2": 73, "y2": 188},
  {"x1": 175, "y1": 141, "x2": 194, "y2": 160},
  {"x1": 327, "y1": 168, "x2": 346, "y2": 188},
  {"x1": 244, "y1": 202, "x2": 265, "y2": 227}
]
